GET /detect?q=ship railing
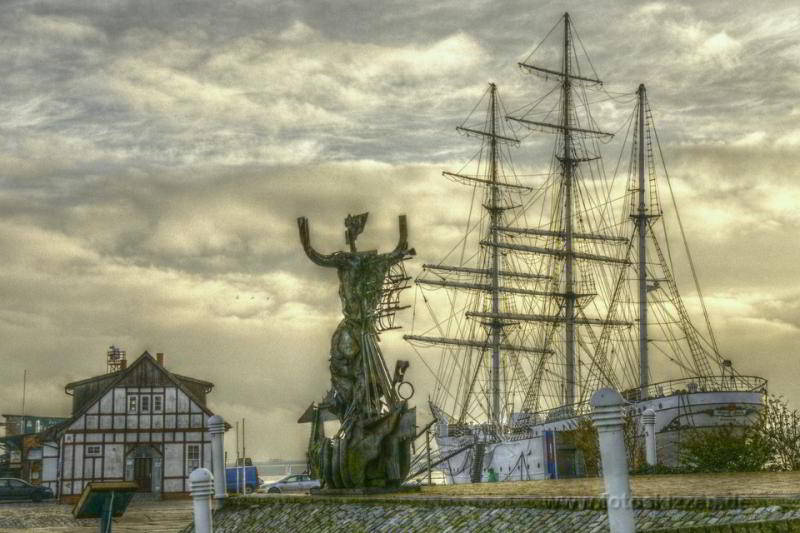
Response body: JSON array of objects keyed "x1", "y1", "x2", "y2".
[
  {"x1": 505, "y1": 375, "x2": 767, "y2": 432},
  {"x1": 620, "y1": 375, "x2": 768, "y2": 403},
  {"x1": 504, "y1": 402, "x2": 594, "y2": 436}
]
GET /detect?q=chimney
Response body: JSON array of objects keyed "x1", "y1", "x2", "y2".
[{"x1": 156, "y1": 353, "x2": 165, "y2": 366}]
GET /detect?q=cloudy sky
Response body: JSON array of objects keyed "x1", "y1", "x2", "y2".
[{"x1": 1, "y1": 0, "x2": 799, "y2": 460}]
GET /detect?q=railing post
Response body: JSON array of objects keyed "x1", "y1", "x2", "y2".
[
  {"x1": 208, "y1": 415, "x2": 227, "y2": 502},
  {"x1": 591, "y1": 388, "x2": 635, "y2": 533},
  {"x1": 642, "y1": 408, "x2": 656, "y2": 467},
  {"x1": 190, "y1": 468, "x2": 214, "y2": 533}
]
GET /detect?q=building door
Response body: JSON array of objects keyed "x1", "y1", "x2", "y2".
[{"x1": 133, "y1": 457, "x2": 153, "y2": 492}]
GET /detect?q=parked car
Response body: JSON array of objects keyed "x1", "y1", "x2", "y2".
[
  {"x1": 225, "y1": 466, "x2": 262, "y2": 494},
  {"x1": 261, "y1": 474, "x2": 320, "y2": 493},
  {"x1": 0, "y1": 478, "x2": 54, "y2": 502}
]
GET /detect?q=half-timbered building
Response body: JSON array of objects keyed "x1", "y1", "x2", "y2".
[{"x1": 36, "y1": 350, "x2": 222, "y2": 503}]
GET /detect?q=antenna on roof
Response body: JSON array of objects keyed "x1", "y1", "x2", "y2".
[{"x1": 107, "y1": 345, "x2": 127, "y2": 373}]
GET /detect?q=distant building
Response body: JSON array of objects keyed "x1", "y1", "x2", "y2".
[
  {"x1": 3, "y1": 349, "x2": 225, "y2": 503},
  {"x1": 0, "y1": 415, "x2": 69, "y2": 480},
  {"x1": 2, "y1": 414, "x2": 69, "y2": 436}
]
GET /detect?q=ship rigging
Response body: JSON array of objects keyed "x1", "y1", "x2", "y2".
[{"x1": 403, "y1": 12, "x2": 766, "y2": 483}]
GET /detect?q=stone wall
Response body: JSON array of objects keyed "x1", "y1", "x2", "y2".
[{"x1": 184, "y1": 495, "x2": 800, "y2": 532}]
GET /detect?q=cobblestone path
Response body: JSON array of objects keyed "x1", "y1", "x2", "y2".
[
  {"x1": 0, "y1": 500, "x2": 192, "y2": 532},
  {"x1": 419, "y1": 471, "x2": 800, "y2": 499},
  {"x1": 197, "y1": 497, "x2": 800, "y2": 532}
]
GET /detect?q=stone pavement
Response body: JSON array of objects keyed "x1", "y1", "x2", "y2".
[
  {"x1": 188, "y1": 496, "x2": 800, "y2": 532},
  {"x1": 0, "y1": 499, "x2": 192, "y2": 532},
  {"x1": 419, "y1": 471, "x2": 800, "y2": 499}
]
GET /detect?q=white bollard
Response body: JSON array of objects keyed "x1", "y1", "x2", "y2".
[
  {"x1": 190, "y1": 468, "x2": 214, "y2": 533},
  {"x1": 208, "y1": 415, "x2": 227, "y2": 501},
  {"x1": 591, "y1": 388, "x2": 635, "y2": 533},
  {"x1": 642, "y1": 408, "x2": 656, "y2": 467}
]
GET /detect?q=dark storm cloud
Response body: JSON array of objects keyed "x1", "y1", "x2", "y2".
[{"x1": 0, "y1": 0, "x2": 798, "y2": 459}]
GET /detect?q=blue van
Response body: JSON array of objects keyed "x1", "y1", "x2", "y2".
[{"x1": 225, "y1": 466, "x2": 261, "y2": 494}]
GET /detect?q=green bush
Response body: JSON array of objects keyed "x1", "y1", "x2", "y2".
[
  {"x1": 762, "y1": 394, "x2": 800, "y2": 471},
  {"x1": 679, "y1": 423, "x2": 774, "y2": 473}
]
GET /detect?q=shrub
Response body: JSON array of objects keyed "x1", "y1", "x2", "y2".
[
  {"x1": 679, "y1": 423, "x2": 773, "y2": 473},
  {"x1": 761, "y1": 394, "x2": 800, "y2": 471}
]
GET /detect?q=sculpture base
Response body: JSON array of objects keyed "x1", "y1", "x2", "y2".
[{"x1": 311, "y1": 485, "x2": 421, "y2": 497}]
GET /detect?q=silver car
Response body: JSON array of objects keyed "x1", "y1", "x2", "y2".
[{"x1": 262, "y1": 474, "x2": 320, "y2": 493}]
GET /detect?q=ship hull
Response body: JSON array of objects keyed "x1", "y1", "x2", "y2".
[{"x1": 436, "y1": 389, "x2": 764, "y2": 484}]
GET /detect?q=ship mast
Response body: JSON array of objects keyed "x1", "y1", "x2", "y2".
[
  {"x1": 404, "y1": 83, "x2": 558, "y2": 427},
  {"x1": 488, "y1": 83, "x2": 502, "y2": 425},
  {"x1": 561, "y1": 13, "x2": 577, "y2": 408},
  {"x1": 506, "y1": 12, "x2": 625, "y2": 412},
  {"x1": 637, "y1": 84, "x2": 649, "y2": 398}
]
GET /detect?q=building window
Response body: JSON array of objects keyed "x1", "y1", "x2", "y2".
[
  {"x1": 186, "y1": 444, "x2": 201, "y2": 474},
  {"x1": 141, "y1": 396, "x2": 150, "y2": 413},
  {"x1": 153, "y1": 395, "x2": 163, "y2": 413},
  {"x1": 128, "y1": 396, "x2": 137, "y2": 413},
  {"x1": 86, "y1": 445, "x2": 101, "y2": 456}
]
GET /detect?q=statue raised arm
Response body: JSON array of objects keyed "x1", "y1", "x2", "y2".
[
  {"x1": 297, "y1": 216, "x2": 339, "y2": 267},
  {"x1": 388, "y1": 214, "x2": 416, "y2": 261}
]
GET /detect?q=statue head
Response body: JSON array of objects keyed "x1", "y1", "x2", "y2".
[{"x1": 345, "y1": 212, "x2": 369, "y2": 252}]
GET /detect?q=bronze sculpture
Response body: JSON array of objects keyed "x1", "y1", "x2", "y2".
[{"x1": 298, "y1": 212, "x2": 417, "y2": 489}]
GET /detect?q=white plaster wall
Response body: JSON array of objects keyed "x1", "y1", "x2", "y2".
[
  {"x1": 42, "y1": 441, "x2": 59, "y2": 491},
  {"x1": 100, "y1": 390, "x2": 113, "y2": 413},
  {"x1": 177, "y1": 390, "x2": 189, "y2": 412},
  {"x1": 166, "y1": 388, "x2": 177, "y2": 411},
  {"x1": 73, "y1": 445, "x2": 83, "y2": 481},
  {"x1": 69, "y1": 415, "x2": 85, "y2": 431},
  {"x1": 83, "y1": 457, "x2": 94, "y2": 479},
  {"x1": 164, "y1": 478, "x2": 183, "y2": 492},
  {"x1": 164, "y1": 443, "x2": 183, "y2": 477},
  {"x1": 104, "y1": 444, "x2": 124, "y2": 478},
  {"x1": 114, "y1": 388, "x2": 126, "y2": 413}
]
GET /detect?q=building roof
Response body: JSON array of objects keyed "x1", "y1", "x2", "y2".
[
  {"x1": 64, "y1": 356, "x2": 214, "y2": 392},
  {"x1": 54, "y1": 351, "x2": 219, "y2": 439}
]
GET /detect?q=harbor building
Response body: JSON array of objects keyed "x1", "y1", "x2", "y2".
[{"x1": 3, "y1": 347, "x2": 224, "y2": 503}]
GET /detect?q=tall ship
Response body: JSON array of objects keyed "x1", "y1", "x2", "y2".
[{"x1": 403, "y1": 13, "x2": 766, "y2": 483}]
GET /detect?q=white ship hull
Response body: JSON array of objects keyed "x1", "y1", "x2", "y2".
[{"x1": 436, "y1": 387, "x2": 765, "y2": 484}]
